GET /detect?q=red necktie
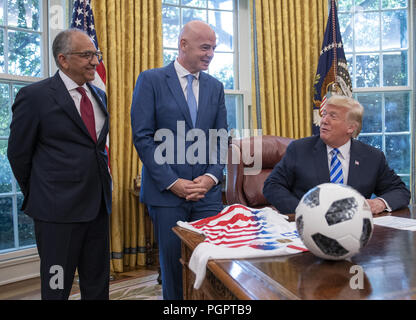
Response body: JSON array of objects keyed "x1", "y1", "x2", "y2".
[{"x1": 76, "y1": 87, "x2": 97, "y2": 142}]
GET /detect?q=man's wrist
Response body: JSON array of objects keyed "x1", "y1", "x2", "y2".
[
  {"x1": 166, "y1": 179, "x2": 179, "y2": 190},
  {"x1": 204, "y1": 173, "x2": 218, "y2": 185}
]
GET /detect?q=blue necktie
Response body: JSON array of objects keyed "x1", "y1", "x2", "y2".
[
  {"x1": 186, "y1": 74, "x2": 197, "y2": 127},
  {"x1": 330, "y1": 148, "x2": 344, "y2": 184}
]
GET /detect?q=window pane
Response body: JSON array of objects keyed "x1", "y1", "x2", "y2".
[
  {"x1": 338, "y1": 0, "x2": 353, "y2": 11},
  {"x1": 357, "y1": 135, "x2": 382, "y2": 150},
  {"x1": 208, "y1": 10, "x2": 233, "y2": 52},
  {"x1": 225, "y1": 94, "x2": 243, "y2": 130},
  {"x1": 163, "y1": 49, "x2": 178, "y2": 66},
  {"x1": 385, "y1": 135, "x2": 410, "y2": 174},
  {"x1": 0, "y1": 140, "x2": 12, "y2": 193},
  {"x1": 18, "y1": 194, "x2": 35, "y2": 247},
  {"x1": 400, "y1": 175, "x2": 410, "y2": 190},
  {"x1": 163, "y1": 5, "x2": 180, "y2": 48},
  {"x1": 210, "y1": 52, "x2": 234, "y2": 89},
  {"x1": 182, "y1": 0, "x2": 206, "y2": 8},
  {"x1": 182, "y1": 8, "x2": 207, "y2": 25},
  {"x1": 355, "y1": 12, "x2": 379, "y2": 52},
  {"x1": 208, "y1": 0, "x2": 233, "y2": 10},
  {"x1": 383, "y1": 52, "x2": 408, "y2": 86},
  {"x1": 0, "y1": 0, "x2": 3, "y2": 25},
  {"x1": 382, "y1": 10, "x2": 407, "y2": 50},
  {"x1": 11, "y1": 84, "x2": 23, "y2": 194},
  {"x1": 0, "y1": 83, "x2": 10, "y2": 137},
  {"x1": 356, "y1": 54, "x2": 379, "y2": 87},
  {"x1": 7, "y1": 0, "x2": 41, "y2": 31},
  {"x1": 0, "y1": 197, "x2": 14, "y2": 250},
  {"x1": 382, "y1": 0, "x2": 407, "y2": 9},
  {"x1": 339, "y1": 13, "x2": 353, "y2": 51},
  {"x1": 385, "y1": 92, "x2": 410, "y2": 132},
  {"x1": 8, "y1": 30, "x2": 41, "y2": 77},
  {"x1": 356, "y1": 0, "x2": 379, "y2": 10},
  {"x1": 356, "y1": 93, "x2": 382, "y2": 133},
  {"x1": 0, "y1": 28, "x2": 4, "y2": 73},
  {"x1": 163, "y1": 0, "x2": 179, "y2": 4},
  {"x1": 12, "y1": 83, "x2": 24, "y2": 99}
]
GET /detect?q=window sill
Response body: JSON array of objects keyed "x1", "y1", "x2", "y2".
[{"x1": 0, "y1": 248, "x2": 40, "y2": 286}]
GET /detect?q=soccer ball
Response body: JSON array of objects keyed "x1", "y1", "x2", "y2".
[{"x1": 295, "y1": 183, "x2": 373, "y2": 260}]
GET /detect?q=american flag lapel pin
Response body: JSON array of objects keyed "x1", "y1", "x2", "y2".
[{"x1": 355, "y1": 160, "x2": 360, "y2": 166}]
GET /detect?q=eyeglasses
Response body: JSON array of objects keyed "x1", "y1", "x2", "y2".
[{"x1": 67, "y1": 51, "x2": 103, "y2": 61}]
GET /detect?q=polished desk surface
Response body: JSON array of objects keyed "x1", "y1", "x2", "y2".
[{"x1": 173, "y1": 207, "x2": 416, "y2": 300}]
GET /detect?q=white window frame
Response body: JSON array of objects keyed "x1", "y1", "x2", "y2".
[
  {"x1": 412, "y1": 0, "x2": 416, "y2": 202},
  {"x1": 227, "y1": 0, "x2": 252, "y2": 135}
]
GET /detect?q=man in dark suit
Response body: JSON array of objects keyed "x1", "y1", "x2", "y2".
[
  {"x1": 263, "y1": 95, "x2": 410, "y2": 214},
  {"x1": 131, "y1": 20, "x2": 228, "y2": 299},
  {"x1": 7, "y1": 29, "x2": 112, "y2": 300}
]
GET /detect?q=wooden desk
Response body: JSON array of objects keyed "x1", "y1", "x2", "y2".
[{"x1": 173, "y1": 207, "x2": 416, "y2": 300}]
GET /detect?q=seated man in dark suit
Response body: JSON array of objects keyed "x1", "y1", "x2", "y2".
[{"x1": 263, "y1": 95, "x2": 410, "y2": 214}]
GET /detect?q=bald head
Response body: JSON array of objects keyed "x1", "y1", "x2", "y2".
[
  {"x1": 178, "y1": 21, "x2": 216, "y2": 46},
  {"x1": 177, "y1": 20, "x2": 217, "y2": 74}
]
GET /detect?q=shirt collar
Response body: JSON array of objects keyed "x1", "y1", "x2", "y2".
[
  {"x1": 58, "y1": 70, "x2": 89, "y2": 93},
  {"x1": 174, "y1": 59, "x2": 200, "y2": 80},
  {"x1": 326, "y1": 139, "x2": 351, "y2": 159}
]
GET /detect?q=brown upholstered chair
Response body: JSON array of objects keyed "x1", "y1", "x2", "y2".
[{"x1": 225, "y1": 135, "x2": 294, "y2": 209}]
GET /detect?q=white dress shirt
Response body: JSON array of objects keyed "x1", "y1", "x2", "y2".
[
  {"x1": 174, "y1": 59, "x2": 200, "y2": 107},
  {"x1": 326, "y1": 139, "x2": 391, "y2": 211},
  {"x1": 58, "y1": 70, "x2": 105, "y2": 140}
]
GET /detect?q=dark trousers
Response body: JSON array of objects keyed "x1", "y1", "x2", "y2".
[
  {"x1": 147, "y1": 202, "x2": 222, "y2": 300},
  {"x1": 34, "y1": 205, "x2": 110, "y2": 300}
]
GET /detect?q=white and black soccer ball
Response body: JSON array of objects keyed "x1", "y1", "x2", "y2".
[{"x1": 295, "y1": 183, "x2": 373, "y2": 260}]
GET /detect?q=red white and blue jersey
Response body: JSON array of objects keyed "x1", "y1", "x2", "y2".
[{"x1": 177, "y1": 205, "x2": 307, "y2": 289}]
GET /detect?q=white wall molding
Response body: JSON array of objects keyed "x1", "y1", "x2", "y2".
[{"x1": 0, "y1": 248, "x2": 40, "y2": 286}]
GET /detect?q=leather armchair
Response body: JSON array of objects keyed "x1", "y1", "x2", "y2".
[{"x1": 225, "y1": 135, "x2": 294, "y2": 208}]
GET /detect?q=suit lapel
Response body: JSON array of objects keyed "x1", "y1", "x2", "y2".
[
  {"x1": 88, "y1": 83, "x2": 108, "y2": 117},
  {"x1": 88, "y1": 83, "x2": 109, "y2": 144},
  {"x1": 313, "y1": 137, "x2": 331, "y2": 184},
  {"x1": 165, "y1": 62, "x2": 194, "y2": 129},
  {"x1": 51, "y1": 72, "x2": 91, "y2": 139},
  {"x1": 347, "y1": 139, "x2": 363, "y2": 189},
  {"x1": 196, "y1": 72, "x2": 209, "y2": 128}
]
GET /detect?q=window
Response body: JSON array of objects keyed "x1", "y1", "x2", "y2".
[
  {"x1": 0, "y1": 0, "x2": 44, "y2": 77},
  {"x1": 0, "y1": 82, "x2": 31, "y2": 253},
  {"x1": 162, "y1": 0, "x2": 252, "y2": 136},
  {"x1": 0, "y1": 0, "x2": 47, "y2": 254},
  {"x1": 338, "y1": 0, "x2": 412, "y2": 189}
]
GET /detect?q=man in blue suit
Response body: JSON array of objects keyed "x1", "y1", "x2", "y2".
[
  {"x1": 263, "y1": 95, "x2": 410, "y2": 214},
  {"x1": 131, "y1": 20, "x2": 228, "y2": 299},
  {"x1": 7, "y1": 29, "x2": 112, "y2": 299}
]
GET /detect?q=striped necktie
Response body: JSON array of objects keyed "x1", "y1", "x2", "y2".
[
  {"x1": 330, "y1": 148, "x2": 344, "y2": 184},
  {"x1": 186, "y1": 74, "x2": 197, "y2": 127}
]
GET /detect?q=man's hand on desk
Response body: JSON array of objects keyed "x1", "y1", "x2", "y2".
[{"x1": 367, "y1": 198, "x2": 387, "y2": 215}]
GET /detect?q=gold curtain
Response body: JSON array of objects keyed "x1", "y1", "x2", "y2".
[
  {"x1": 91, "y1": 0, "x2": 163, "y2": 272},
  {"x1": 251, "y1": 0, "x2": 328, "y2": 138}
]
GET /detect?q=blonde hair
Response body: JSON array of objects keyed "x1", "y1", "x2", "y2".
[{"x1": 326, "y1": 95, "x2": 364, "y2": 138}]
